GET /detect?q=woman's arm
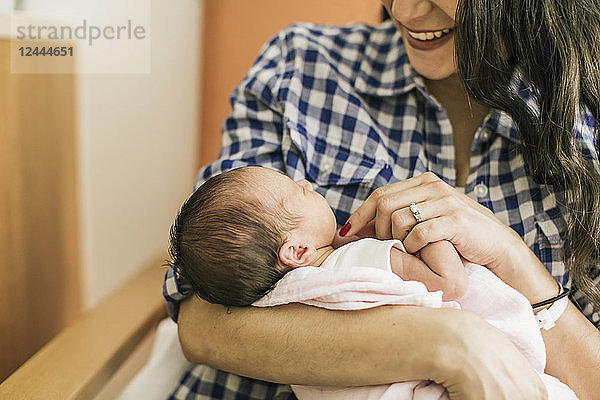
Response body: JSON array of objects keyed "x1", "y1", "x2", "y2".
[
  {"x1": 178, "y1": 295, "x2": 546, "y2": 399},
  {"x1": 491, "y1": 241, "x2": 600, "y2": 400},
  {"x1": 343, "y1": 171, "x2": 600, "y2": 399}
]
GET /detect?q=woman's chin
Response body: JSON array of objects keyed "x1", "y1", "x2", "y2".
[
  {"x1": 402, "y1": 43, "x2": 457, "y2": 80},
  {"x1": 412, "y1": 63, "x2": 457, "y2": 81}
]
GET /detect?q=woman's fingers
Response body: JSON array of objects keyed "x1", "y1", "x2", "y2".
[
  {"x1": 355, "y1": 220, "x2": 377, "y2": 238},
  {"x1": 342, "y1": 172, "x2": 444, "y2": 238},
  {"x1": 341, "y1": 186, "x2": 410, "y2": 238},
  {"x1": 340, "y1": 173, "x2": 519, "y2": 269},
  {"x1": 333, "y1": 221, "x2": 377, "y2": 248},
  {"x1": 373, "y1": 194, "x2": 426, "y2": 240},
  {"x1": 441, "y1": 311, "x2": 548, "y2": 400},
  {"x1": 402, "y1": 217, "x2": 454, "y2": 254},
  {"x1": 388, "y1": 197, "x2": 466, "y2": 241},
  {"x1": 390, "y1": 208, "x2": 414, "y2": 241}
]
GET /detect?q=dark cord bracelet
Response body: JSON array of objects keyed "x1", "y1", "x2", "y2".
[{"x1": 531, "y1": 288, "x2": 570, "y2": 309}]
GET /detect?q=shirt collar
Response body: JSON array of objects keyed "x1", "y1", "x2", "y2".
[
  {"x1": 482, "y1": 74, "x2": 537, "y2": 144},
  {"x1": 483, "y1": 110, "x2": 521, "y2": 143},
  {"x1": 353, "y1": 21, "x2": 431, "y2": 100},
  {"x1": 353, "y1": 20, "x2": 522, "y2": 143}
]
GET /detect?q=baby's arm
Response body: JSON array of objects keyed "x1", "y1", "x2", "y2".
[{"x1": 390, "y1": 240, "x2": 468, "y2": 301}]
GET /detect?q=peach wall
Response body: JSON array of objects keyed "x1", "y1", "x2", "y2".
[{"x1": 199, "y1": 0, "x2": 382, "y2": 166}]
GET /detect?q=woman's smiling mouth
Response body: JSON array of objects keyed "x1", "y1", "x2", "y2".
[
  {"x1": 406, "y1": 27, "x2": 454, "y2": 41},
  {"x1": 403, "y1": 27, "x2": 455, "y2": 51}
]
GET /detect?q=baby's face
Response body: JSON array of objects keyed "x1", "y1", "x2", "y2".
[{"x1": 250, "y1": 167, "x2": 337, "y2": 246}]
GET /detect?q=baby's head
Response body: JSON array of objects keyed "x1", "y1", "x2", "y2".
[{"x1": 169, "y1": 166, "x2": 337, "y2": 306}]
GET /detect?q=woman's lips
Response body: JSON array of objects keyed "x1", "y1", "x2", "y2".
[{"x1": 403, "y1": 29, "x2": 454, "y2": 51}]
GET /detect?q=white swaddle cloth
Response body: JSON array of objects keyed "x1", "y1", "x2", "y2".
[{"x1": 253, "y1": 238, "x2": 576, "y2": 400}]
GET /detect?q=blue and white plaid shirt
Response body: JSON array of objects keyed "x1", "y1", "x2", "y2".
[{"x1": 163, "y1": 20, "x2": 599, "y2": 400}]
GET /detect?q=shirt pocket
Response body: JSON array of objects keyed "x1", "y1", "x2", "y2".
[{"x1": 284, "y1": 119, "x2": 387, "y2": 187}]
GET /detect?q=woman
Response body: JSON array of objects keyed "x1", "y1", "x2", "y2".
[{"x1": 165, "y1": 0, "x2": 600, "y2": 398}]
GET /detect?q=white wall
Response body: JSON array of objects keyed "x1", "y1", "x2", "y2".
[{"x1": 22, "y1": 0, "x2": 202, "y2": 308}]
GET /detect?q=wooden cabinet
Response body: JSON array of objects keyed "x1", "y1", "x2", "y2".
[{"x1": 0, "y1": 39, "x2": 80, "y2": 382}]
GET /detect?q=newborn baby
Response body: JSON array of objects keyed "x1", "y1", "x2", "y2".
[
  {"x1": 169, "y1": 166, "x2": 576, "y2": 400},
  {"x1": 169, "y1": 166, "x2": 468, "y2": 306}
]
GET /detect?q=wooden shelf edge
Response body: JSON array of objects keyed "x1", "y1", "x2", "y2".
[{"x1": 0, "y1": 263, "x2": 169, "y2": 400}]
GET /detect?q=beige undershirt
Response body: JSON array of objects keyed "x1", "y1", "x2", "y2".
[{"x1": 425, "y1": 76, "x2": 490, "y2": 188}]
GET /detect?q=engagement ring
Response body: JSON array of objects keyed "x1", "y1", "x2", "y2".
[{"x1": 409, "y1": 202, "x2": 423, "y2": 223}]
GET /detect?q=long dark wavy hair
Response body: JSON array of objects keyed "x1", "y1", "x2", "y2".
[{"x1": 454, "y1": 0, "x2": 600, "y2": 309}]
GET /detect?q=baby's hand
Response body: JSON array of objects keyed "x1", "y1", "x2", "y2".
[{"x1": 390, "y1": 240, "x2": 468, "y2": 301}]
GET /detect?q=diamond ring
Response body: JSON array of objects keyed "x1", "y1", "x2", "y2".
[{"x1": 409, "y1": 202, "x2": 423, "y2": 223}]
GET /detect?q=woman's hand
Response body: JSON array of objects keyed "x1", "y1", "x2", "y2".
[
  {"x1": 438, "y1": 311, "x2": 548, "y2": 400},
  {"x1": 341, "y1": 172, "x2": 537, "y2": 281},
  {"x1": 340, "y1": 172, "x2": 562, "y2": 304}
]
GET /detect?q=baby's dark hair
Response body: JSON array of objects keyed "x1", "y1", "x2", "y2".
[{"x1": 168, "y1": 167, "x2": 299, "y2": 307}]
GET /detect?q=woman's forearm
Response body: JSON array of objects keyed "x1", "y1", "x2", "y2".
[
  {"x1": 178, "y1": 296, "x2": 454, "y2": 386},
  {"x1": 489, "y1": 240, "x2": 600, "y2": 399},
  {"x1": 543, "y1": 302, "x2": 600, "y2": 400},
  {"x1": 177, "y1": 295, "x2": 546, "y2": 400}
]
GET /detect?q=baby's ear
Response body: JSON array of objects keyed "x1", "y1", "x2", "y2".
[{"x1": 279, "y1": 241, "x2": 316, "y2": 268}]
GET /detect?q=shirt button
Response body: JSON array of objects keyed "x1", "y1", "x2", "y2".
[
  {"x1": 474, "y1": 183, "x2": 488, "y2": 198},
  {"x1": 480, "y1": 129, "x2": 491, "y2": 142},
  {"x1": 321, "y1": 161, "x2": 333, "y2": 173}
]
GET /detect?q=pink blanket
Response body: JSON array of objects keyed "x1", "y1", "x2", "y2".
[{"x1": 253, "y1": 262, "x2": 577, "y2": 399}]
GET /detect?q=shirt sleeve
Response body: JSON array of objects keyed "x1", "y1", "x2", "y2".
[{"x1": 163, "y1": 33, "x2": 289, "y2": 322}]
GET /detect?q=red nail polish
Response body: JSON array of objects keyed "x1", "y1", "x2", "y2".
[{"x1": 339, "y1": 222, "x2": 351, "y2": 237}]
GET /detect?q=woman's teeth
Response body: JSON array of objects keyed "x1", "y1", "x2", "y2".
[{"x1": 407, "y1": 28, "x2": 453, "y2": 41}]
